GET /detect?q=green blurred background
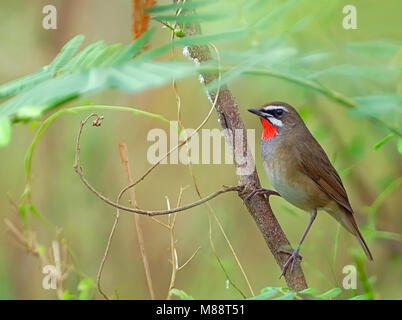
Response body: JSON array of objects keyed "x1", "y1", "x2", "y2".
[{"x1": 0, "y1": 0, "x2": 401, "y2": 299}]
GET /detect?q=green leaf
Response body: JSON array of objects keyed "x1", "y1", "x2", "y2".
[
  {"x1": 373, "y1": 230, "x2": 401, "y2": 241},
  {"x1": 316, "y1": 288, "x2": 342, "y2": 299},
  {"x1": 48, "y1": 34, "x2": 85, "y2": 71},
  {"x1": 373, "y1": 133, "x2": 395, "y2": 151},
  {"x1": 77, "y1": 278, "x2": 93, "y2": 291},
  {"x1": 109, "y1": 28, "x2": 156, "y2": 66},
  {"x1": 73, "y1": 42, "x2": 108, "y2": 70},
  {"x1": 0, "y1": 62, "x2": 197, "y2": 123},
  {"x1": 290, "y1": 16, "x2": 312, "y2": 32},
  {"x1": 275, "y1": 292, "x2": 295, "y2": 300},
  {"x1": 0, "y1": 69, "x2": 53, "y2": 99},
  {"x1": 248, "y1": 287, "x2": 279, "y2": 300},
  {"x1": 28, "y1": 121, "x2": 39, "y2": 131},
  {"x1": 398, "y1": 137, "x2": 402, "y2": 154},
  {"x1": 310, "y1": 65, "x2": 400, "y2": 82},
  {"x1": 353, "y1": 94, "x2": 402, "y2": 118},
  {"x1": 295, "y1": 52, "x2": 332, "y2": 66},
  {"x1": 0, "y1": 35, "x2": 83, "y2": 99},
  {"x1": 62, "y1": 290, "x2": 71, "y2": 300},
  {"x1": 253, "y1": 0, "x2": 301, "y2": 29},
  {"x1": 28, "y1": 203, "x2": 39, "y2": 218},
  {"x1": 299, "y1": 288, "x2": 316, "y2": 295},
  {"x1": 222, "y1": 42, "x2": 296, "y2": 67},
  {"x1": 0, "y1": 117, "x2": 11, "y2": 147},
  {"x1": 92, "y1": 43, "x2": 122, "y2": 67},
  {"x1": 347, "y1": 40, "x2": 402, "y2": 59},
  {"x1": 18, "y1": 204, "x2": 28, "y2": 228},
  {"x1": 16, "y1": 106, "x2": 43, "y2": 121},
  {"x1": 344, "y1": 136, "x2": 365, "y2": 159},
  {"x1": 206, "y1": 36, "x2": 286, "y2": 90},
  {"x1": 37, "y1": 244, "x2": 46, "y2": 257},
  {"x1": 0, "y1": 32, "x2": 201, "y2": 133},
  {"x1": 77, "y1": 278, "x2": 95, "y2": 300},
  {"x1": 169, "y1": 288, "x2": 194, "y2": 300},
  {"x1": 60, "y1": 41, "x2": 105, "y2": 73}
]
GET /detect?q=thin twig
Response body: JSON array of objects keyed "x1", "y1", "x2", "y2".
[
  {"x1": 119, "y1": 143, "x2": 156, "y2": 300},
  {"x1": 207, "y1": 209, "x2": 247, "y2": 299},
  {"x1": 151, "y1": 216, "x2": 171, "y2": 229},
  {"x1": 166, "y1": 196, "x2": 177, "y2": 300},
  {"x1": 96, "y1": 205, "x2": 119, "y2": 300},
  {"x1": 97, "y1": 143, "x2": 159, "y2": 300},
  {"x1": 177, "y1": 246, "x2": 201, "y2": 271},
  {"x1": 165, "y1": 187, "x2": 201, "y2": 299}
]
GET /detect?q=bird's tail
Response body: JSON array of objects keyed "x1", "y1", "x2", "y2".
[{"x1": 334, "y1": 211, "x2": 373, "y2": 261}]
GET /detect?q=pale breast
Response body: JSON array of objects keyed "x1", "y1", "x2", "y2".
[
  {"x1": 263, "y1": 161, "x2": 313, "y2": 211},
  {"x1": 261, "y1": 138, "x2": 326, "y2": 212}
]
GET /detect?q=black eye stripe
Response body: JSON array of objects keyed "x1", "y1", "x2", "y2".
[{"x1": 263, "y1": 108, "x2": 285, "y2": 118}]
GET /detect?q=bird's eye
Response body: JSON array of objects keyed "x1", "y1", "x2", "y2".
[{"x1": 274, "y1": 109, "x2": 284, "y2": 118}]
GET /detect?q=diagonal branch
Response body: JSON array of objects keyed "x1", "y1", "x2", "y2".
[{"x1": 175, "y1": 1, "x2": 308, "y2": 291}]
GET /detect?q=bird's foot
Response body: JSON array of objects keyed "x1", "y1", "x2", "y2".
[
  {"x1": 245, "y1": 188, "x2": 280, "y2": 202},
  {"x1": 277, "y1": 248, "x2": 303, "y2": 261},
  {"x1": 279, "y1": 248, "x2": 301, "y2": 278}
]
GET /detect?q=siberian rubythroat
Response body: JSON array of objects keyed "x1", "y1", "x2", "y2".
[{"x1": 248, "y1": 101, "x2": 373, "y2": 276}]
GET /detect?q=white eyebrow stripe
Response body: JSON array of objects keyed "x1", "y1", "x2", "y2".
[{"x1": 263, "y1": 105, "x2": 288, "y2": 112}]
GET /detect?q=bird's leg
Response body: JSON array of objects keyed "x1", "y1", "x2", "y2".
[
  {"x1": 245, "y1": 188, "x2": 280, "y2": 202},
  {"x1": 280, "y1": 210, "x2": 317, "y2": 278}
]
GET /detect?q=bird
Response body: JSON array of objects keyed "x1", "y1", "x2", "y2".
[{"x1": 247, "y1": 101, "x2": 373, "y2": 276}]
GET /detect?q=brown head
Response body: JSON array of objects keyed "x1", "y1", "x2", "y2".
[{"x1": 248, "y1": 101, "x2": 305, "y2": 140}]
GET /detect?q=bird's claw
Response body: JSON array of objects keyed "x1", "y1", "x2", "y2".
[
  {"x1": 278, "y1": 248, "x2": 303, "y2": 261},
  {"x1": 245, "y1": 188, "x2": 280, "y2": 202},
  {"x1": 279, "y1": 248, "x2": 301, "y2": 278}
]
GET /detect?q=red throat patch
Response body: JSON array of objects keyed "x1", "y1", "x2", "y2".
[{"x1": 261, "y1": 118, "x2": 278, "y2": 140}]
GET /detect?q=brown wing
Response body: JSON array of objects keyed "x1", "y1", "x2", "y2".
[
  {"x1": 294, "y1": 131, "x2": 373, "y2": 259},
  {"x1": 296, "y1": 136, "x2": 354, "y2": 215}
]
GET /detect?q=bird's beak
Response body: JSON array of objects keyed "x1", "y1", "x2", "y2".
[{"x1": 248, "y1": 108, "x2": 265, "y2": 117}]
